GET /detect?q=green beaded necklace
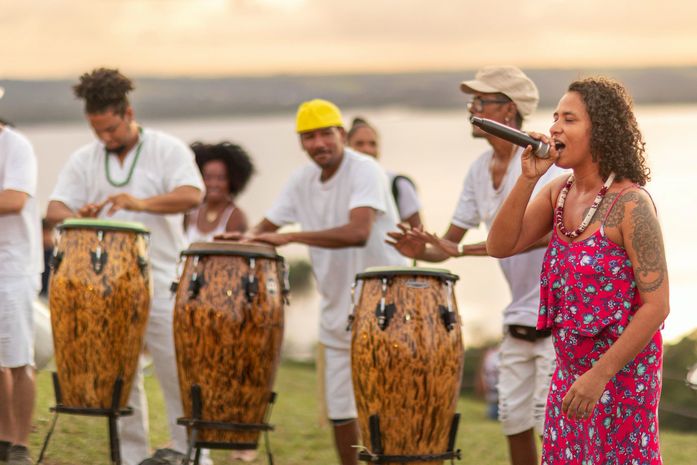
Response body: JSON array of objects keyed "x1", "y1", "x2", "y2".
[{"x1": 104, "y1": 128, "x2": 144, "y2": 187}]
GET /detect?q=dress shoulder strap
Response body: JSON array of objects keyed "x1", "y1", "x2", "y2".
[
  {"x1": 602, "y1": 184, "x2": 658, "y2": 225},
  {"x1": 602, "y1": 185, "x2": 637, "y2": 224}
]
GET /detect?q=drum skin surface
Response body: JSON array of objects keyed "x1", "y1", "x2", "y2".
[
  {"x1": 173, "y1": 241, "x2": 285, "y2": 446},
  {"x1": 49, "y1": 223, "x2": 151, "y2": 410},
  {"x1": 351, "y1": 271, "x2": 464, "y2": 465}
]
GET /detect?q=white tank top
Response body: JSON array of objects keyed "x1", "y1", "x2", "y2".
[{"x1": 185, "y1": 204, "x2": 236, "y2": 244}]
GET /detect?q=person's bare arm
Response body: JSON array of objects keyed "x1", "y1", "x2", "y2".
[
  {"x1": 225, "y1": 207, "x2": 249, "y2": 234},
  {"x1": 105, "y1": 185, "x2": 202, "y2": 216},
  {"x1": 0, "y1": 190, "x2": 29, "y2": 215},
  {"x1": 46, "y1": 200, "x2": 77, "y2": 226},
  {"x1": 386, "y1": 223, "x2": 467, "y2": 262},
  {"x1": 252, "y1": 206, "x2": 376, "y2": 249},
  {"x1": 487, "y1": 137, "x2": 560, "y2": 258}
]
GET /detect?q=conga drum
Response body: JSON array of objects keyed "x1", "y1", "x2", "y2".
[
  {"x1": 351, "y1": 267, "x2": 464, "y2": 464},
  {"x1": 49, "y1": 218, "x2": 151, "y2": 409},
  {"x1": 173, "y1": 241, "x2": 286, "y2": 448}
]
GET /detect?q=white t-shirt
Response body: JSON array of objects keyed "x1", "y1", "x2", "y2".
[
  {"x1": 387, "y1": 172, "x2": 421, "y2": 221},
  {"x1": 266, "y1": 148, "x2": 408, "y2": 349},
  {"x1": 0, "y1": 126, "x2": 43, "y2": 278},
  {"x1": 451, "y1": 147, "x2": 563, "y2": 327},
  {"x1": 50, "y1": 127, "x2": 204, "y2": 297}
]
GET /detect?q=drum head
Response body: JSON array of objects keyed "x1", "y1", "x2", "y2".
[
  {"x1": 58, "y1": 218, "x2": 150, "y2": 234},
  {"x1": 356, "y1": 266, "x2": 458, "y2": 282},
  {"x1": 184, "y1": 241, "x2": 282, "y2": 260}
]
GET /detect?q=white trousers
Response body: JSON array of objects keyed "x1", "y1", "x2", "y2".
[
  {"x1": 119, "y1": 295, "x2": 187, "y2": 465},
  {"x1": 497, "y1": 332, "x2": 555, "y2": 436}
]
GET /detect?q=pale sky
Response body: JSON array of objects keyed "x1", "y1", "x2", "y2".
[{"x1": 2, "y1": 0, "x2": 696, "y2": 78}]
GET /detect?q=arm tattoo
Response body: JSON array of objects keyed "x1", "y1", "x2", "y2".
[{"x1": 629, "y1": 193, "x2": 667, "y2": 293}]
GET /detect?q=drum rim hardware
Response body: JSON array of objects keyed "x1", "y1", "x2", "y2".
[
  {"x1": 356, "y1": 267, "x2": 459, "y2": 282},
  {"x1": 89, "y1": 230, "x2": 108, "y2": 274},
  {"x1": 182, "y1": 248, "x2": 283, "y2": 262},
  {"x1": 439, "y1": 280, "x2": 458, "y2": 332},
  {"x1": 244, "y1": 257, "x2": 259, "y2": 303},
  {"x1": 58, "y1": 218, "x2": 150, "y2": 235}
]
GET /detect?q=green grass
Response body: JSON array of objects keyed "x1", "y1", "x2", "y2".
[{"x1": 30, "y1": 361, "x2": 697, "y2": 464}]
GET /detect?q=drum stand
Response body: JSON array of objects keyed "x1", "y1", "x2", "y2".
[
  {"x1": 177, "y1": 385, "x2": 277, "y2": 465},
  {"x1": 37, "y1": 373, "x2": 133, "y2": 465},
  {"x1": 358, "y1": 413, "x2": 462, "y2": 464}
]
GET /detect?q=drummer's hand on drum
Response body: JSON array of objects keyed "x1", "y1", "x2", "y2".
[
  {"x1": 77, "y1": 201, "x2": 106, "y2": 218},
  {"x1": 104, "y1": 193, "x2": 146, "y2": 215},
  {"x1": 411, "y1": 229, "x2": 459, "y2": 257},
  {"x1": 522, "y1": 132, "x2": 559, "y2": 180},
  {"x1": 214, "y1": 231, "x2": 245, "y2": 241},
  {"x1": 386, "y1": 223, "x2": 426, "y2": 259}
]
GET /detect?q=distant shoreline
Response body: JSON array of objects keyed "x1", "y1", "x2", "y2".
[{"x1": 2, "y1": 66, "x2": 697, "y2": 126}]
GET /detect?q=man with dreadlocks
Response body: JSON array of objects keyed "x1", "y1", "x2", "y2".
[{"x1": 46, "y1": 68, "x2": 205, "y2": 465}]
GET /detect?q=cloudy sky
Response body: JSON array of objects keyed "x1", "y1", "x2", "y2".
[{"x1": 2, "y1": 0, "x2": 696, "y2": 78}]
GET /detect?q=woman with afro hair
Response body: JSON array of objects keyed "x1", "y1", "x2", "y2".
[{"x1": 185, "y1": 141, "x2": 255, "y2": 242}]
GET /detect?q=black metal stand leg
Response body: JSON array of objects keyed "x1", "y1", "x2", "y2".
[
  {"x1": 37, "y1": 372, "x2": 63, "y2": 464},
  {"x1": 177, "y1": 386, "x2": 278, "y2": 463},
  {"x1": 263, "y1": 392, "x2": 277, "y2": 465},
  {"x1": 447, "y1": 413, "x2": 461, "y2": 464},
  {"x1": 357, "y1": 411, "x2": 462, "y2": 463},
  {"x1": 108, "y1": 377, "x2": 125, "y2": 465},
  {"x1": 36, "y1": 411, "x2": 59, "y2": 464},
  {"x1": 183, "y1": 385, "x2": 203, "y2": 465},
  {"x1": 368, "y1": 414, "x2": 383, "y2": 455}
]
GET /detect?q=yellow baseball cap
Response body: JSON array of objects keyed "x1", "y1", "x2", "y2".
[{"x1": 295, "y1": 99, "x2": 344, "y2": 133}]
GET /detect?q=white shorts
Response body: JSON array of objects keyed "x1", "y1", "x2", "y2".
[
  {"x1": 0, "y1": 275, "x2": 38, "y2": 367},
  {"x1": 497, "y1": 331, "x2": 555, "y2": 436},
  {"x1": 322, "y1": 345, "x2": 357, "y2": 420}
]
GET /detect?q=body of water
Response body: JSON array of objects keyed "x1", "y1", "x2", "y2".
[{"x1": 20, "y1": 105, "x2": 697, "y2": 357}]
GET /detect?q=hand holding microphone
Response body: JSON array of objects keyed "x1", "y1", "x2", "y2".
[{"x1": 470, "y1": 116, "x2": 550, "y2": 159}]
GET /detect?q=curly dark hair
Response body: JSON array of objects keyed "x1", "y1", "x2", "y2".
[
  {"x1": 568, "y1": 77, "x2": 650, "y2": 185},
  {"x1": 73, "y1": 68, "x2": 134, "y2": 115},
  {"x1": 191, "y1": 141, "x2": 255, "y2": 196}
]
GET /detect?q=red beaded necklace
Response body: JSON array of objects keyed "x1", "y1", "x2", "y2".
[{"x1": 555, "y1": 172, "x2": 616, "y2": 239}]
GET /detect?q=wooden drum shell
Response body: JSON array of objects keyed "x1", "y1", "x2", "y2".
[
  {"x1": 49, "y1": 224, "x2": 151, "y2": 410},
  {"x1": 173, "y1": 242, "x2": 285, "y2": 446},
  {"x1": 351, "y1": 271, "x2": 464, "y2": 465}
]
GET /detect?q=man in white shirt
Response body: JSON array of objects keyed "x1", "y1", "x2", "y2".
[
  {"x1": 388, "y1": 66, "x2": 560, "y2": 465},
  {"x1": 0, "y1": 86, "x2": 44, "y2": 465},
  {"x1": 45, "y1": 69, "x2": 205, "y2": 465},
  {"x1": 221, "y1": 99, "x2": 406, "y2": 465}
]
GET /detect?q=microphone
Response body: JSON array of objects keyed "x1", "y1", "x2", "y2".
[{"x1": 469, "y1": 116, "x2": 550, "y2": 159}]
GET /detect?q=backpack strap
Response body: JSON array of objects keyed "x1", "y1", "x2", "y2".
[{"x1": 391, "y1": 174, "x2": 416, "y2": 204}]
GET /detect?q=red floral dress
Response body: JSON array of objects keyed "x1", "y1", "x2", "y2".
[{"x1": 538, "y1": 194, "x2": 663, "y2": 465}]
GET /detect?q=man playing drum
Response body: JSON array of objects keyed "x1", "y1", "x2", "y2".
[
  {"x1": 388, "y1": 66, "x2": 561, "y2": 465},
  {"x1": 0, "y1": 87, "x2": 43, "y2": 465},
  {"x1": 219, "y1": 98, "x2": 407, "y2": 465},
  {"x1": 45, "y1": 69, "x2": 207, "y2": 465}
]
